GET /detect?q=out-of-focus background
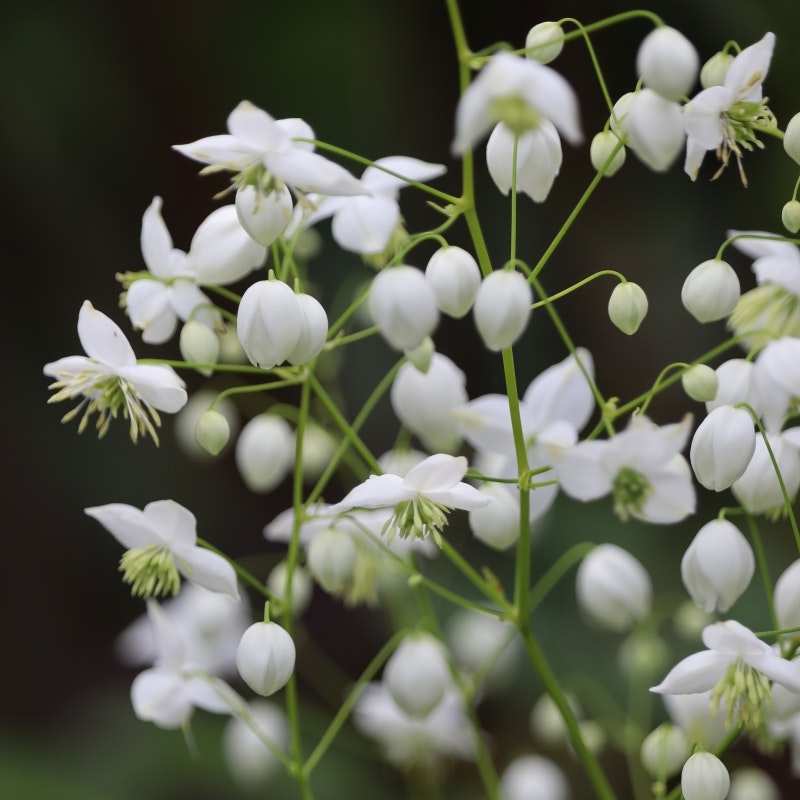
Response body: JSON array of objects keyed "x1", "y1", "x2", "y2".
[{"x1": 3, "y1": 0, "x2": 800, "y2": 797}]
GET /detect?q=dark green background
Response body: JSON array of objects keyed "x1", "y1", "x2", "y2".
[{"x1": 3, "y1": 0, "x2": 800, "y2": 797}]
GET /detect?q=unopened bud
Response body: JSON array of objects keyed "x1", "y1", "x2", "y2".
[
  {"x1": 784, "y1": 112, "x2": 800, "y2": 167},
  {"x1": 608, "y1": 282, "x2": 648, "y2": 335},
  {"x1": 195, "y1": 409, "x2": 231, "y2": 456},
  {"x1": 525, "y1": 22, "x2": 564, "y2": 64},
  {"x1": 641, "y1": 723, "x2": 688, "y2": 780},
  {"x1": 681, "y1": 259, "x2": 740, "y2": 323},
  {"x1": 180, "y1": 320, "x2": 220, "y2": 376},
  {"x1": 681, "y1": 364, "x2": 718, "y2": 402},
  {"x1": 699, "y1": 51, "x2": 734, "y2": 88},
  {"x1": 590, "y1": 131, "x2": 626, "y2": 176},
  {"x1": 782, "y1": 200, "x2": 800, "y2": 234}
]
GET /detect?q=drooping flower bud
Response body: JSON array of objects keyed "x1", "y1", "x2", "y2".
[
  {"x1": 640, "y1": 723, "x2": 689, "y2": 780},
  {"x1": 689, "y1": 405, "x2": 756, "y2": 491},
  {"x1": 700, "y1": 51, "x2": 734, "y2": 88},
  {"x1": 623, "y1": 89, "x2": 685, "y2": 172},
  {"x1": 306, "y1": 528, "x2": 357, "y2": 593},
  {"x1": 237, "y1": 279, "x2": 302, "y2": 369},
  {"x1": 681, "y1": 365, "x2": 718, "y2": 403},
  {"x1": 681, "y1": 519, "x2": 754, "y2": 613},
  {"x1": 728, "y1": 767, "x2": 780, "y2": 800},
  {"x1": 235, "y1": 415, "x2": 294, "y2": 493},
  {"x1": 285, "y1": 292, "x2": 328, "y2": 366},
  {"x1": 195, "y1": 409, "x2": 231, "y2": 456},
  {"x1": 174, "y1": 390, "x2": 239, "y2": 462},
  {"x1": 425, "y1": 246, "x2": 481, "y2": 318},
  {"x1": 180, "y1": 320, "x2": 220, "y2": 377},
  {"x1": 223, "y1": 700, "x2": 288, "y2": 789},
  {"x1": 368, "y1": 266, "x2": 439, "y2": 351},
  {"x1": 637, "y1": 27, "x2": 699, "y2": 102},
  {"x1": 525, "y1": 22, "x2": 564, "y2": 64},
  {"x1": 266, "y1": 561, "x2": 313, "y2": 617},
  {"x1": 774, "y1": 559, "x2": 800, "y2": 630},
  {"x1": 782, "y1": 200, "x2": 800, "y2": 234},
  {"x1": 473, "y1": 269, "x2": 532, "y2": 350},
  {"x1": 590, "y1": 131, "x2": 626, "y2": 176},
  {"x1": 500, "y1": 755, "x2": 570, "y2": 800},
  {"x1": 576, "y1": 544, "x2": 652, "y2": 632},
  {"x1": 236, "y1": 621, "x2": 296, "y2": 697},
  {"x1": 468, "y1": 482, "x2": 522, "y2": 551},
  {"x1": 608, "y1": 281, "x2": 648, "y2": 334},
  {"x1": 681, "y1": 752, "x2": 730, "y2": 800},
  {"x1": 404, "y1": 336, "x2": 435, "y2": 372},
  {"x1": 383, "y1": 633, "x2": 451, "y2": 718},
  {"x1": 732, "y1": 433, "x2": 800, "y2": 515},
  {"x1": 681, "y1": 259, "x2": 740, "y2": 323},
  {"x1": 235, "y1": 185, "x2": 293, "y2": 247},
  {"x1": 784, "y1": 112, "x2": 800, "y2": 167}
]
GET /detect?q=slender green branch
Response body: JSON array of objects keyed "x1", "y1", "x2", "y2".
[{"x1": 528, "y1": 543, "x2": 596, "y2": 612}]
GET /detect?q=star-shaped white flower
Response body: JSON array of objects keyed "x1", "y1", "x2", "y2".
[
  {"x1": 330, "y1": 454, "x2": 491, "y2": 545},
  {"x1": 44, "y1": 301, "x2": 187, "y2": 443},
  {"x1": 85, "y1": 499, "x2": 239, "y2": 600},
  {"x1": 173, "y1": 101, "x2": 365, "y2": 198},
  {"x1": 683, "y1": 33, "x2": 776, "y2": 182},
  {"x1": 301, "y1": 156, "x2": 445, "y2": 254}
]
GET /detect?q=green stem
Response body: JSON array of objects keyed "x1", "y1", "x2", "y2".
[
  {"x1": 744, "y1": 513, "x2": 778, "y2": 632},
  {"x1": 528, "y1": 542, "x2": 596, "y2": 612}
]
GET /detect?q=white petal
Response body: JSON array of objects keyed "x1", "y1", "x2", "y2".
[
  {"x1": 332, "y1": 195, "x2": 399, "y2": 254},
  {"x1": 701, "y1": 620, "x2": 766, "y2": 655},
  {"x1": 723, "y1": 33, "x2": 775, "y2": 101},
  {"x1": 178, "y1": 546, "x2": 240, "y2": 599},
  {"x1": 77, "y1": 301, "x2": 136, "y2": 367},
  {"x1": 682, "y1": 86, "x2": 731, "y2": 148},
  {"x1": 142, "y1": 499, "x2": 197, "y2": 552},
  {"x1": 748, "y1": 652, "x2": 800, "y2": 694},
  {"x1": 425, "y1": 483, "x2": 492, "y2": 511},
  {"x1": 227, "y1": 101, "x2": 282, "y2": 150},
  {"x1": 84, "y1": 503, "x2": 154, "y2": 550},
  {"x1": 267, "y1": 149, "x2": 364, "y2": 196},
  {"x1": 131, "y1": 668, "x2": 191, "y2": 728},
  {"x1": 650, "y1": 650, "x2": 733, "y2": 694},
  {"x1": 363, "y1": 156, "x2": 446, "y2": 194},
  {"x1": 555, "y1": 441, "x2": 612, "y2": 500},
  {"x1": 116, "y1": 364, "x2": 187, "y2": 412},
  {"x1": 126, "y1": 281, "x2": 176, "y2": 345},
  {"x1": 453, "y1": 394, "x2": 515, "y2": 454},
  {"x1": 403, "y1": 454, "x2": 468, "y2": 492},
  {"x1": 330, "y1": 474, "x2": 411, "y2": 511},
  {"x1": 172, "y1": 134, "x2": 261, "y2": 169},
  {"x1": 140, "y1": 197, "x2": 175, "y2": 278},
  {"x1": 274, "y1": 116, "x2": 315, "y2": 149}
]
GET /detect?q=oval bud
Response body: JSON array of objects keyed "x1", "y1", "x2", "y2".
[
  {"x1": 681, "y1": 259, "x2": 740, "y2": 323},
  {"x1": 266, "y1": 561, "x2": 313, "y2": 617},
  {"x1": 640, "y1": 723, "x2": 689, "y2": 780},
  {"x1": 383, "y1": 634, "x2": 451, "y2": 718},
  {"x1": 236, "y1": 621, "x2": 296, "y2": 697},
  {"x1": 590, "y1": 131, "x2": 626, "y2": 176},
  {"x1": 784, "y1": 112, "x2": 800, "y2": 168},
  {"x1": 500, "y1": 755, "x2": 570, "y2": 800},
  {"x1": 637, "y1": 26, "x2": 699, "y2": 102},
  {"x1": 525, "y1": 22, "x2": 564, "y2": 64},
  {"x1": 608, "y1": 282, "x2": 648, "y2": 334},
  {"x1": 473, "y1": 269, "x2": 532, "y2": 350},
  {"x1": 237, "y1": 279, "x2": 302, "y2": 369},
  {"x1": 235, "y1": 185, "x2": 293, "y2": 247},
  {"x1": 782, "y1": 200, "x2": 800, "y2": 234},
  {"x1": 700, "y1": 51, "x2": 733, "y2": 88},
  {"x1": 728, "y1": 767, "x2": 780, "y2": 800},
  {"x1": 468, "y1": 482, "x2": 522, "y2": 550},
  {"x1": 774, "y1": 559, "x2": 800, "y2": 630},
  {"x1": 180, "y1": 320, "x2": 220, "y2": 377},
  {"x1": 681, "y1": 752, "x2": 730, "y2": 800},
  {"x1": 681, "y1": 365, "x2": 718, "y2": 402},
  {"x1": 195, "y1": 409, "x2": 231, "y2": 456},
  {"x1": 690, "y1": 405, "x2": 755, "y2": 491},
  {"x1": 306, "y1": 528, "x2": 358, "y2": 593},
  {"x1": 235, "y1": 415, "x2": 294, "y2": 493},
  {"x1": 425, "y1": 246, "x2": 481, "y2": 318},
  {"x1": 285, "y1": 292, "x2": 328, "y2": 366}
]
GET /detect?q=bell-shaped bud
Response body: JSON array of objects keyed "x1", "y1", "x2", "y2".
[
  {"x1": 732, "y1": 433, "x2": 800, "y2": 515},
  {"x1": 195, "y1": 409, "x2": 231, "y2": 456},
  {"x1": 368, "y1": 266, "x2": 439, "y2": 351},
  {"x1": 525, "y1": 22, "x2": 564, "y2": 64},
  {"x1": 425, "y1": 246, "x2": 481, "y2": 318},
  {"x1": 236, "y1": 620, "x2": 296, "y2": 697},
  {"x1": 179, "y1": 320, "x2": 220, "y2": 377},
  {"x1": 500, "y1": 755, "x2": 570, "y2": 800},
  {"x1": 237, "y1": 279, "x2": 302, "y2": 369},
  {"x1": 608, "y1": 281, "x2": 648, "y2": 334},
  {"x1": 306, "y1": 528, "x2": 357, "y2": 593},
  {"x1": 223, "y1": 700, "x2": 288, "y2": 789},
  {"x1": 681, "y1": 752, "x2": 730, "y2": 800},
  {"x1": 218, "y1": 322, "x2": 248, "y2": 364},
  {"x1": 235, "y1": 415, "x2": 294, "y2": 493},
  {"x1": 235, "y1": 185, "x2": 293, "y2": 247},
  {"x1": 637, "y1": 27, "x2": 699, "y2": 102},
  {"x1": 590, "y1": 131, "x2": 626, "y2": 176},
  {"x1": 404, "y1": 336, "x2": 435, "y2": 372},
  {"x1": 681, "y1": 519, "x2": 754, "y2": 613},
  {"x1": 700, "y1": 52, "x2": 733, "y2": 88},
  {"x1": 623, "y1": 89, "x2": 685, "y2": 172},
  {"x1": 285, "y1": 292, "x2": 328, "y2": 366},
  {"x1": 266, "y1": 561, "x2": 313, "y2": 617},
  {"x1": 681, "y1": 365, "x2": 718, "y2": 403},
  {"x1": 576, "y1": 544, "x2": 652, "y2": 632},
  {"x1": 298, "y1": 423, "x2": 337, "y2": 483},
  {"x1": 530, "y1": 692, "x2": 582, "y2": 746},
  {"x1": 473, "y1": 269, "x2": 532, "y2": 350},
  {"x1": 782, "y1": 200, "x2": 800, "y2": 234},
  {"x1": 174, "y1": 390, "x2": 239, "y2": 462},
  {"x1": 784, "y1": 112, "x2": 800, "y2": 168},
  {"x1": 468, "y1": 483, "x2": 522, "y2": 551},
  {"x1": 390, "y1": 353, "x2": 467, "y2": 453},
  {"x1": 187, "y1": 204, "x2": 266, "y2": 285},
  {"x1": 728, "y1": 767, "x2": 780, "y2": 800},
  {"x1": 774, "y1": 559, "x2": 800, "y2": 630},
  {"x1": 689, "y1": 405, "x2": 755, "y2": 491},
  {"x1": 681, "y1": 259, "x2": 740, "y2": 323},
  {"x1": 640, "y1": 723, "x2": 689, "y2": 780},
  {"x1": 446, "y1": 609, "x2": 519, "y2": 688},
  {"x1": 383, "y1": 633, "x2": 451, "y2": 718}
]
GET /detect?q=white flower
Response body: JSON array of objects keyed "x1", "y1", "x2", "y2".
[
  {"x1": 129, "y1": 600, "x2": 237, "y2": 729},
  {"x1": 637, "y1": 26, "x2": 699, "y2": 102},
  {"x1": 681, "y1": 259, "x2": 740, "y2": 322},
  {"x1": 681, "y1": 520, "x2": 754, "y2": 613},
  {"x1": 558, "y1": 414, "x2": 696, "y2": 524},
  {"x1": 302, "y1": 156, "x2": 445, "y2": 254},
  {"x1": 236, "y1": 621, "x2": 296, "y2": 697},
  {"x1": 683, "y1": 33, "x2": 776, "y2": 182},
  {"x1": 122, "y1": 197, "x2": 223, "y2": 344},
  {"x1": 473, "y1": 269, "x2": 532, "y2": 350},
  {"x1": 383, "y1": 634, "x2": 452, "y2": 718},
  {"x1": 425, "y1": 246, "x2": 482, "y2": 318},
  {"x1": 174, "y1": 100, "x2": 364, "y2": 198},
  {"x1": 452, "y1": 52, "x2": 582, "y2": 155},
  {"x1": 85, "y1": 499, "x2": 239, "y2": 600},
  {"x1": 576, "y1": 544, "x2": 652, "y2": 632},
  {"x1": 681, "y1": 752, "x2": 730, "y2": 800},
  {"x1": 235, "y1": 184, "x2": 294, "y2": 247},
  {"x1": 651, "y1": 620, "x2": 800, "y2": 726},
  {"x1": 690, "y1": 405, "x2": 756, "y2": 491},
  {"x1": 486, "y1": 119, "x2": 562, "y2": 202},
  {"x1": 330, "y1": 453, "x2": 491, "y2": 545},
  {"x1": 44, "y1": 301, "x2": 187, "y2": 444},
  {"x1": 500, "y1": 755, "x2": 570, "y2": 800}
]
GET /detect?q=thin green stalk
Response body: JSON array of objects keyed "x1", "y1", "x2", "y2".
[
  {"x1": 196, "y1": 537, "x2": 269, "y2": 599},
  {"x1": 439, "y1": 537, "x2": 511, "y2": 611},
  {"x1": 528, "y1": 542, "x2": 596, "y2": 612}
]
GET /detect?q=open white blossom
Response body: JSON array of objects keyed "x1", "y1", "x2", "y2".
[
  {"x1": 85, "y1": 499, "x2": 239, "y2": 600},
  {"x1": 44, "y1": 301, "x2": 187, "y2": 444}
]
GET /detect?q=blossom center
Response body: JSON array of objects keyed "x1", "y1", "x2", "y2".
[
  {"x1": 612, "y1": 467, "x2": 652, "y2": 520},
  {"x1": 490, "y1": 96, "x2": 542, "y2": 136},
  {"x1": 714, "y1": 98, "x2": 776, "y2": 186},
  {"x1": 119, "y1": 543, "x2": 181, "y2": 598},
  {"x1": 382, "y1": 495, "x2": 450, "y2": 546},
  {"x1": 727, "y1": 283, "x2": 800, "y2": 353},
  {"x1": 709, "y1": 658, "x2": 771, "y2": 729}
]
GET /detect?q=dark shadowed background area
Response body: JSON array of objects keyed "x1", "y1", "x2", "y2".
[{"x1": 3, "y1": 0, "x2": 800, "y2": 797}]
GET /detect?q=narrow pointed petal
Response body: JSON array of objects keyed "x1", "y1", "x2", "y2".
[
  {"x1": 116, "y1": 364, "x2": 187, "y2": 412},
  {"x1": 179, "y1": 547, "x2": 239, "y2": 599},
  {"x1": 77, "y1": 301, "x2": 136, "y2": 367},
  {"x1": 331, "y1": 195, "x2": 399, "y2": 254},
  {"x1": 84, "y1": 503, "x2": 154, "y2": 550},
  {"x1": 172, "y1": 134, "x2": 261, "y2": 168},
  {"x1": 227, "y1": 101, "x2": 282, "y2": 149},
  {"x1": 426, "y1": 483, "x2": 492, "y2": 511},
  {"x1": 723, "y1": 33, "x2": 774, "y2": 101},
  {"x1": 142, "y1": 500, "x2": 197, "y2": 552},
  {"x1": 748, "y1": 652, "x2": 800, "y2": 694},
  {"x1": 125, "y1": 281, "x2": 176, "y2": 344},
  {"x1": 267, "y1": 150, "x2": 364, "y2": 196},
  {"x1": 363, "y1": 156, "x2": 446, "y2": 194},
  {"x1": 403, "y1": 454, "x2": 468, "y2": 492},
  {"x1": 650, "y1": 650, "x2": 733, "y2": 694},
  {"x1": 140, "y1": 197, "x2": 175, "y2": 277},
  {"x1": 330, "y1": 474, "x2": 411, "y2": 511}
]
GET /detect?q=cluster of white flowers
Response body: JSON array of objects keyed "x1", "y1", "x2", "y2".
[{"x1": 44, "y1": 5, "x2": 800, "y2": 798}]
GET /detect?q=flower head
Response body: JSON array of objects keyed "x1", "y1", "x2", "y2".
[
  {"x1": 44, "y1": 301, "x2": 187, "y2": 444},
  {"x1": 85, "y1": 499, "x2": 239, "y2": 600},
  {"x1": 330, "y1": 453, "x2": 491, "y2": 546}
]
